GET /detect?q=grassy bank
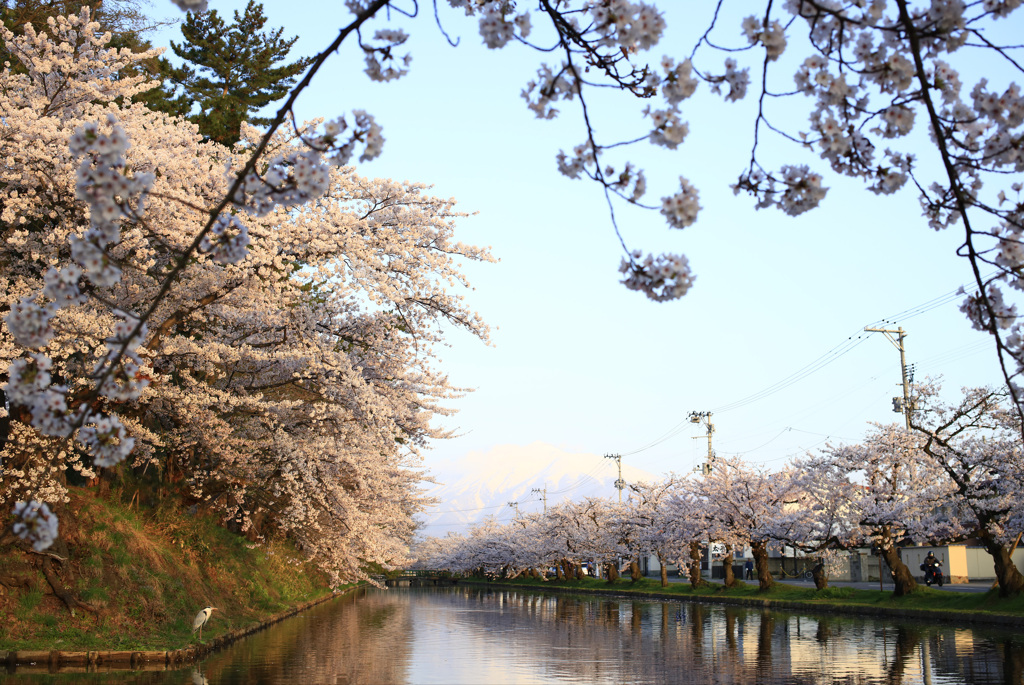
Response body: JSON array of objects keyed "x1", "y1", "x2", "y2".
[
  {"x1": 462, "y1": 575, "x2": 1024, "y2": 625},
  {"x1": 0, "y1": 487, "x2": 337, "y2": 652}
]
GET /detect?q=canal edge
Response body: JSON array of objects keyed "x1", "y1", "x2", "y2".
[
  {"x1": 1, "y1": 586, "x2": 357, "y2": 672},
  {"x1": 460, "y1": 580, "x2": 1024, "y2": 628}
]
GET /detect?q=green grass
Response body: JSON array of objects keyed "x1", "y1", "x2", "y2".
[
  {"x1": 463, "y1": 575, "x2": 1024, "y2": 623},
  {"x1": 0, "y1": 487, "x2": 337, "y2": 652}
]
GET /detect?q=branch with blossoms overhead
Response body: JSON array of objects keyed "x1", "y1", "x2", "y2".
[{"x1": 462, "y1": 0, "x2": 1024, "y2": 430}]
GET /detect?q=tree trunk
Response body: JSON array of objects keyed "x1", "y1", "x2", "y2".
[
  {"x1": 39, "y1": 557, "x2": 97, "y2": 616},
  {"x1": 629, "y1": 560, "x2": 642, "y2": 583},
  {"x1": 556, "y1": 561, "x2": 565, "y2": 581},
  {"x1": 811, "y1": 557, "x2": 829, "y2": 590},
  {"x1": 721, "y1": 545, "x2": 738, "y2": 588},
  {"x1": 879, "y1": 537, "x2": 917, "y2": 597},
  {"x1": 751, "y1": 540, "x2": 775, "y2": 591},
  {"x1": 606, "y1": 562, "x2": 619, "y2": 583},
  {"x1": 978, "y1": 530, "x2": 1024, "y2": 597},
  {"x1": 574, "y1": 562, "x2": 584, "y2": 580},
  {"x1": 658, "y1": 552, "x2": 668, "y2": 588},
  {"x1": 688, "y1": 541, "x2": 709, "y2": 589}
]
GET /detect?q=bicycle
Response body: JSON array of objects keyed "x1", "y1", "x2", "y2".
[{"x1": 777, "y1": 566, "x2": 814, "y2": 581}]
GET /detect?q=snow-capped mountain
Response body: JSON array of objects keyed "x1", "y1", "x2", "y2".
[{"x1": 419, "y1": 442, "x2": 658, "y2": 536}]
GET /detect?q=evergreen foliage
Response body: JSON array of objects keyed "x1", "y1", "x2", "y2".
[{"x1": 147, "y1": 0, "x2": 313, "y2": 146}]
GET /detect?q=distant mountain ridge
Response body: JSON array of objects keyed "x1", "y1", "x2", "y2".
[{"x1": 419, "y1": 442, "x2": 658, "y2": 535}]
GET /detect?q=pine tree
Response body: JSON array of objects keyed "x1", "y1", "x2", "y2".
[{"x1": 146, "y1": 1, "x2": 313, "y2": 147}]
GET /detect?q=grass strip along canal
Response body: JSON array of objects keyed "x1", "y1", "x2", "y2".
[{"x1": 456, "y1": 574, "x2": 1024, "y2": 627}]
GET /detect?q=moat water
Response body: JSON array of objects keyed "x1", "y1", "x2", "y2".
[{"x1": 7, "y1": 585, "x2": 1024, "y2": 683}]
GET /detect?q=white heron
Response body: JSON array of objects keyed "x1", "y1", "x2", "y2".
[{"x1": 192, "y1": 606, "x2": 217, "y2": 641}]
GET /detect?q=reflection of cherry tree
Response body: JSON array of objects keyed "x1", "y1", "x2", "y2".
[{"x1": 912, "y1": 385, "x2": 1024, "y2": 596}]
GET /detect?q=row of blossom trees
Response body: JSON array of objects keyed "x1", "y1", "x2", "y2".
[
  {"x1": 417, "y1": 385, "x2": 1024, "y2": 597},
  {"x1": 4, "y1": 0, "x2": 1024, "y2": 593},
  {"x1": 0, "y1": 9, "x2": 491, "y2": 586}
]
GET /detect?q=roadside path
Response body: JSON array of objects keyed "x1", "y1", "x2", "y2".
[{"x1": 660, "y1": 574, "x2": 994, "y2": 593}]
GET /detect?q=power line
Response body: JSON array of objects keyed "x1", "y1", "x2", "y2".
[{"x1": 618, "y1": 274, "x2": 994, "y2": 458}]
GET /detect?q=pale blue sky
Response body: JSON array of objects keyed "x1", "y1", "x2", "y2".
[{"x1": 149, "y1": 2, "x2": 1009, "y2": 501}]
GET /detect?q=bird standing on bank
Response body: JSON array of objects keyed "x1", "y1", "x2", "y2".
[{"x1": 192, "y1": 606, "x2": 217, "y2": 641}]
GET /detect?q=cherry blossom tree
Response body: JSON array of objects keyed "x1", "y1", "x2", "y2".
[
  {"x1": 911, "y1": 384, "x2": 1024, "y2": 596},
  {"x1": 694, "y1": 456, "x2": 795, "y2": 591},
  {"x1": 0, "y1": 8, "x2": 492, "y2": 585},
  {"x1": 797, "y1": 424, "x2": 957, "y2": 596},
  {"x1": 663, "y1": 485, "x2": 713, "y2": 589},
  {"x1": 622, "y1": 476, "x2": 684, "y2": 586},
  {"x1": 776, "y1": 462, "x2": 863, "y2": 590},
  {"x1": 543, "y1": 496, "x2": 615, "y2": 580}
]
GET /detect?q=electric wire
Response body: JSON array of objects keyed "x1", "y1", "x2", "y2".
[
  {"x1": 425, "y1": 275, "x2": 1000, "y2": 530},
  {"x1": 709, "y1": 273, "x2": 997, "y2": 415}
]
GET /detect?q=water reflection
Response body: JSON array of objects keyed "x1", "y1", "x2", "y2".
[{"x1": 6, "y1": 586, "x2": 1024, "y2": 684}]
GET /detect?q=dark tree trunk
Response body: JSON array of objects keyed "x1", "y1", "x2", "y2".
[
  {"x1": 606, "y1": 562, "x2": 619, "y2": 583},
  {"x1": 574, "y1": 562, "x2": 584, "y2": 580},
  {"x1": 721, "y1": 546, "x2": 738, "y2": 588},
  {"x1": 658, "y1": 552, "x2": 668, "y2": 588},
  {"x1": 878, "y1": 536, "x2": 917, "y2": 597},
  {"x1": 978, "y1": 530, "x2": 1024, "y2": 597},
  {"x1": 556, "y1": 560, "x2": 566, "y2": 581},
  {"x1": 688, "y1": 541, "x2": 709, "y2": 589},
  {"x1": 751, "y1": 540, "x2": 775, "y2": 591},
  {"x1": 811, "y1": 557, "x2": 829, "y2": 590},
  {"x1": 629, "y1": 560, "x2": 642, "y2": 583}
]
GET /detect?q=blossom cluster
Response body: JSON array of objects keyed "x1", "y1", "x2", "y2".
[
  {"x1": 733, "y1": 165, "x2": 827, "y2": 217},
  {"x1": 170, "y1": 0, "x2": 208, "y2": 11},
  {"x1": 587, "y1": 0, "x2": 666, "y2": 51},
  {"x1": 4, "y1": 118, "x2": 153, "y2": 465},
  {"x1": 11, "y1": 501, "x2": 59, "y2": 552},
  {"x1": 741, "y1": 16, "x2": 787, "y2": 61},
  {"x1": 660, "y1": 177, "x2": 700, "y2": 228},
  {"x1": 363, "y1": 29, "x2": 412, "y2": 82},
  {"x1": 239, "y1": 113, "x2": 384, "y2": 216},
  {"x1": 619, "y1": 251, "x2": 694, "y2": 302}
]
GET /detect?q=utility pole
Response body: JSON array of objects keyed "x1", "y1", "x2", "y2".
[
  {"x1": 689, "y1": 411, "x2": 715, "y2": 475},
  {"x1": 531, "y1": 486, "x2": 547, "y2": 515},
  {"x1": 507, "y1": 501, "x2": 520, "y2": 519},
  {"x1": 604, "y1": 453, "x2": 624, "y2": 503},
  {"x1": 864, "y1": 326, "x2": 912, "y2": 430}
]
